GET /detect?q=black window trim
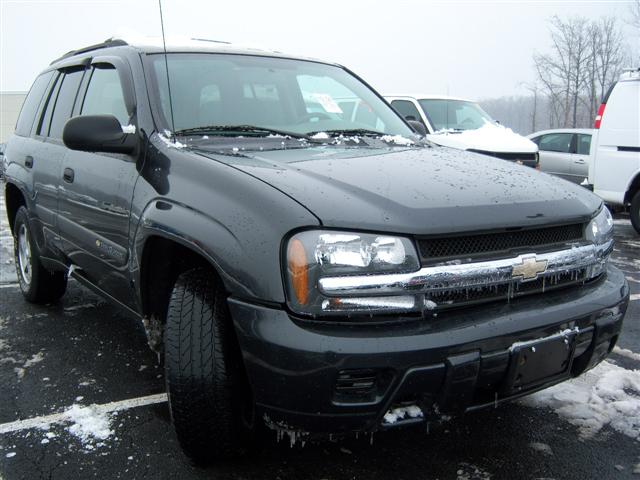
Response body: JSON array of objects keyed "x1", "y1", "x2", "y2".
[
  {"x1": 35, "y1": 71, "x2": 63, "y2": 140},
  {"x1": 46, "y1": 67, "x2": 88, "y2": 142}
]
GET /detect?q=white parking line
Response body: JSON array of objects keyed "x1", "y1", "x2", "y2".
[
  {"x1": 630, "y1": 293, "x2": 640, "y2": 301},
  {"x1": 0, "y1": 282, "x2": 19, "y2": 289},
  {"x1": 0, "y1": 393, "x2": 168, "y2": 435}
]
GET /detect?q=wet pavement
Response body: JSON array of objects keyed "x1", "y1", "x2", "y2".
[{"x1": 0, "y1": 184, "x2": 638, "y2": 480}]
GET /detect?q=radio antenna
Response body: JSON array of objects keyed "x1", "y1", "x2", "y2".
[{"x1": 158, "y1": 0, "x2": 176, "y2": 138}]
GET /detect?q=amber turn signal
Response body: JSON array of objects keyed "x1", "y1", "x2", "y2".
[{"x1": 288, "y1": 239, "x2": 309, "y2": 305}]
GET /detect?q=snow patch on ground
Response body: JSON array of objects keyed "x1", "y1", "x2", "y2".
[
  {"x1": 529, "y1": 442, "x2": 553, "y2": 455},
  {"x1": 64, "y1": 404, "x2": 113, "y2": 444},
  {"x1": 613, "y1": 346, "x2": 640, "y2": 362},
  {"x1": 521, "y1": 361, "x2": 640, "y2": 440},
  {"x1": 455, "y1": 462, "x2": 492, "y2": 480}
]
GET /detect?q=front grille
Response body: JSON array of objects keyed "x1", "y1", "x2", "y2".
[
  {"x1": 426, "y1": 267, "x2": 591, "y2": 311},
  {"x1": 418, "y1": 223, "x2": 584, "y2": 265}
]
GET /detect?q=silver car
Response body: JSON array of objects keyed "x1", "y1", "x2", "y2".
[{"x1": 527, "y1": 129, "x2": 594, "y2": 184}]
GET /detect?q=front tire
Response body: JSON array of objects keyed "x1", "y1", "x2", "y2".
[
  {"x1": 630, "y1": 191, "x2": 640, "y2": 235},
  {"x1": 13, "y1": 206, "x2": 67, "y2": 303},
  {"x1": 164, "y1": 267, "x2": 254, "y2": 464}
]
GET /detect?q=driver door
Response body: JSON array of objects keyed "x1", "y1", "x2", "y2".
[{"x1": 57, "y1": 57, "x2": 140, "y2": 309}]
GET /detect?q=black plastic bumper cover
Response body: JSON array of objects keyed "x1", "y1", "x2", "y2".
[{"x1": 229, "y1": 265, "x2": 629, "y2": 433}]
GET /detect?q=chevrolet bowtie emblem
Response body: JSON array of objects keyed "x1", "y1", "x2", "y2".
[{"x1": 512, "y1": 256, "x2": 548, "y2": 281}]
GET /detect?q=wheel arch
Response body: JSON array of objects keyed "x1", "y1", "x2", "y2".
[
  {"x1": 4, "y1": 182, "x2": 27, "y2": 234},
  {"x1": 137, "y1": 232, "x2": 229, "y2": 322},
  {"x1": 624, "y1": 171, "x2": 640, "y2": 205}
]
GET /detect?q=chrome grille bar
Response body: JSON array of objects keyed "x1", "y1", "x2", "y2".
[{"x1": 318, "y1": 241, "x2": 612, "y2": 297}]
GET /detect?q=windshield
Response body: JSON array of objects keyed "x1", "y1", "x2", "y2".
[
  {"x1": 418, "y1": 99, "x2": 495, "y2": 132},
  {"x1": 147, "y1": 53, "x2": 414, "y2": 138}
]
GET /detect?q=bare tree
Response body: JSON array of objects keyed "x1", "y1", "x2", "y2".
[
  {"x1": 629, "y1": 0, "x2": 640, "y2": 30},
  {"x1": 533, "y1": 15, "x2": 627, "y2": 129},
  {"x1": 593, "y1": 17, "x2": 626, "y2": 104}
]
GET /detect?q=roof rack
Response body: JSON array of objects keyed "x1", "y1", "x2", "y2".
[
  {"x1": 190, "y1": 37, "x2": 231, "y2": 44},
  {"x1": 50, "y1": 38, "x2": 129, "y2": 65}
]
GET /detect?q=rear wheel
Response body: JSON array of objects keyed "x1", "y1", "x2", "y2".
[
  {"x1": 13, "y1": 206, "x2": 67, "y2": 303},
  {"x1": 164, "y1": 267, "x2": 254, "y2": 464},
  {"x1": 631, "y1": 191, "x2": 640, "y2": 234}
]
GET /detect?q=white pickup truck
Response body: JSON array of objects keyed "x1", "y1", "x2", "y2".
[{"x1": 588, "y1": 68, "x2": 640, "y2": 233}]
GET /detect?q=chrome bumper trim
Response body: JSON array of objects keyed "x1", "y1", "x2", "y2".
[{"x1": 318, "y1": 241, "x2": 612, "y2": 297}]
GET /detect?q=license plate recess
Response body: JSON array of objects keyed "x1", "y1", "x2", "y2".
[{"x1": 505, "y1": 330, "x2": 578, "y2": 392}]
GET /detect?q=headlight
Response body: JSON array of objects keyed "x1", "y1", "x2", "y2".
[
  {"x1": 586, "y1": 207, "x2": 613, "y2": 245},
  {"x1": 585, "y1": 206, "x2": 613, "y2": 279},
  {"x1": 285, "y1": 230, "x2": 420, "y2": 316}
]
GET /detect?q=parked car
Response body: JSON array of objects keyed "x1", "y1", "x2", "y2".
[
  {"x1": 588, "y1": 68, "x2": 640, "y2": 233},
  {"x1": 3, "y1": 38, "x2": 629, "y2": 463},
  {"x1": 386, "y1": 95, "x2": 539, "y2": 168},
  {"x1": 527, "y1": 128, "x2": 593, "y2": 184}
]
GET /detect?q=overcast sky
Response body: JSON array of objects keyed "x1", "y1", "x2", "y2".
[{"x1": 0, "y1": 0, "x2": 636, "y2": 99}]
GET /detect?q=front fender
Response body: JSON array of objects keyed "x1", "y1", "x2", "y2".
[{"x1": 132, "y1": 199, "x2": 253, "y2": 299}]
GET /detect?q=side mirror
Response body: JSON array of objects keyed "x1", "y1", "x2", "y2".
[
  {"x1": 407, "y1": 120, "x2": 427, "y2": 136},
  {"x1": 63, "y1": 115, "x2": 137, "y2": 154}
]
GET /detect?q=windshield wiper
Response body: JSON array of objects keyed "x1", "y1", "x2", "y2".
[
  {"x1": 306, "y1": 128, "x2": 387, "y2": 138},
  {"x1": 174, "y1": 125, "x2": 310, "y2": 139}
]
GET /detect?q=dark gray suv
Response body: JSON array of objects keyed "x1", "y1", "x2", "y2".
[{"x1": 2, "y1": 37, "x2": 629, "y2": 463}]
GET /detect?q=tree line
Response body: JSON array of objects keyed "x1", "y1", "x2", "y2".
[{"x1": 480, "y1": 9, "x2": 635, "y2": 135}]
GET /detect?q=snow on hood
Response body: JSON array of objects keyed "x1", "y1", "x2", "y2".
[{"x1": 427, "y1": 122, "x2": 538, "y2": 154}]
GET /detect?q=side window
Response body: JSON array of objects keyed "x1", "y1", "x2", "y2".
[
  {"x1": 15, "y1": 71, "x2": 54, "y2": 137},
  {"x1": 38, "y1": 73, "x2": 62, "y2": 136},
  {"x1": 48, "y1": 69, "x2": 85, "y2": 139},
  {"x1": 538, "y1": 133, "x2": 572, "y2": 153},
  {"x1": 391, "y1": 100, "x2": 424, "y2": 124},
  {"x1": 81, "y1": 66, "x2": 129, "y2": 125},
  {"x1": 577, "y1": 134, "x2": 591, "y2": 155}
]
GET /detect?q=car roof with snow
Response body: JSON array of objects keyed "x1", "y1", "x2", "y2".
[{"x1": 49, "y1": 35, "x2": 335, "y2": 67}]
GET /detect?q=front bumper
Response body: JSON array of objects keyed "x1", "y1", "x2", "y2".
[{"x1": 229, "y1": 265, "x2": 629, "y2": 434}]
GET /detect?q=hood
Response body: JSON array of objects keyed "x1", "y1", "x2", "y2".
[
  {"x1": 192, "y1": 144, "x2": 600, "y2": 235},
  {"x1": 427, "y1": 123, "x2": 538, "y2": 154}
]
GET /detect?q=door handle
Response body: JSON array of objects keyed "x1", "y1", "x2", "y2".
[
  {"x1": 24, "y1": 156, "x2": 33, "y2": 168},
  {"x1": 63, "y1": 167, "x2": 75, "y2": 183},
  {"x1": 574, "y1": 159, "x2": 585, "y2": 164}
]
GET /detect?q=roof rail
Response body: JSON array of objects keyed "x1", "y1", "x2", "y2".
[
  {"x1": 50, "y1": 38, "x2": 129, "y2": 65},
  {"x1": 190, "y1": 37, "x2": 231, "y2": 44}
]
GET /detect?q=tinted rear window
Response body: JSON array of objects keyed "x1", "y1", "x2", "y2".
[{"x1": 15, "y1": 71, "x2": 54, "y2": 137}]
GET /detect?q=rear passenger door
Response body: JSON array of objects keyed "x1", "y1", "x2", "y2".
[
  {"x1": 536, "y1": 133, "x2": 576, "y2": 182},
  {"x1": 6, "y1": 71, "x2": 55, "y2": 254},
  {"x1": 57, "y1": 58, "x2": 139, "y2": 309}
]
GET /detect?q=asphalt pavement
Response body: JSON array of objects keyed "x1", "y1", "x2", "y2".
[{"x1": 0, "y1": 187, "x2": 638, "y2": 480}]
